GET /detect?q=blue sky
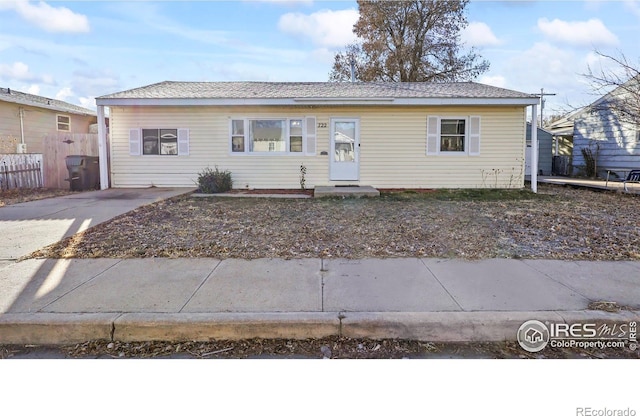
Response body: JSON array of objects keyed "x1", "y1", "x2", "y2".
[{"x1": 1, "y1": 0, "x2": 639, "y2": 115}]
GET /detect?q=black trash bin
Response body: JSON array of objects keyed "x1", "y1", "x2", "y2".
[{"x1": 65, "y1": 155, "x2": 100, "y2": 191}]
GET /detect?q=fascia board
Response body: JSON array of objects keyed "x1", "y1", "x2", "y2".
[{"x1": 96, "y1": 97, "x2": 539, "y2": 107}]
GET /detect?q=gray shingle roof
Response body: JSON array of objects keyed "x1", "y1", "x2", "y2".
[
  {"x1": 97, "y1": 81, "x2": 537, "y2": 100},
  {"x1": 0, "y1": 87, "x2": 96, "y2": 116}
]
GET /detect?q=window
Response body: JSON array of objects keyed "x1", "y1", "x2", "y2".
[
  {"x1": 251, "y1": 119, "x2": 286, "y2": 152},
  {"x1": 231, "y1": 120, "x2": 245, "y2": 152},
  {"x1": 142, "y1": 128, "x2": 178, "y2": 155},
  {"x1": 289, "y1": 119, "x2": 303, "y2": 152},
  {"x1": 230, "y1": 118, "x2": 311, "y2": 155},
  {"x1": 440, "y1": 119, "x2": 466, "y2": 152},
  {"x1": 426, "y1": 115, "x2": 480, "y2": 156},
  {"x1": 57, "y1": 115, "x2": 70, "y2": 131},
  {"x1": 129, "y1": 128, "x2": 189, "y2": 156}
]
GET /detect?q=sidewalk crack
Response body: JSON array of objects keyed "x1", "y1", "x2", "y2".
[
  {"x1": 39, "y1": 258, "x2": 124, "y2": 311},
  {"x1": 178, "y1": 259, "x2": 222, "y2": 312},
  {"x1": 419, "y1": 258, "x2": 464, "y2": 311}
]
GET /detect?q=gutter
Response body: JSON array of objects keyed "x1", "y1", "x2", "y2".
[{"x1": 96, "y1": 97, "x2": 540, "y2": 107}]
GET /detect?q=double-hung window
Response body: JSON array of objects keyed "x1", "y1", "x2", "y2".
[
  {"x1": 230, "y1": 117, "x2": 315, "y2": 155},
  {"x1": 57, "y1": 115, "x2": 71, "y2": 131},
  {"x1": 426, "y1": 116, "x2": 481, "y2": 156},
  {"x1": 440, "y1": 119, "x2": 466, "y2": 152}
]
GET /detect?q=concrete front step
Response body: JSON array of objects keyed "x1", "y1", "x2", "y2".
[{"x1": 314, "y1": 186, "x2": 380, "y2": 198}]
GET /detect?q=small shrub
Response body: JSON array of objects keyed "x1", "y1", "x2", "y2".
[
  {"x1": 299, "y1": 164, "x2": 307, "y2": 190},
  {"x1": 197, "y1": 166, "x2": 233, "y2": 193}
]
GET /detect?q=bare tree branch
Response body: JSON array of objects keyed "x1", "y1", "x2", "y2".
[{"x1": 582, "y1": 50, "x2": 640, "y2": 126}]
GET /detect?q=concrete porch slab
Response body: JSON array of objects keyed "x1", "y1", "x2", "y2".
[{"x1": 314, "y1": 186, "x2": 380, "y2": 198}]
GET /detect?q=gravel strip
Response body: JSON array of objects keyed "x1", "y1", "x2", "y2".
[{"x1": 26, "y1": 184, "x2": 640, "y2": 261}]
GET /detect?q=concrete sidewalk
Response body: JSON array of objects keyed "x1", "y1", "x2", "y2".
[{"x1": 1, "y1": 257, "x2": 638, "y2": 345}]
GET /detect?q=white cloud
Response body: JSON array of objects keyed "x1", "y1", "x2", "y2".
[
  {"x1": 0, "y1": 61, "x2": 32, "y2": 80},
  {"x1": 72, "y1": 68, "x2": 120, "y2": 97},
  {"x1": 55, "y1": 87, "x2": 74, "y2": 101},
  {"x1": 479, "y1": 75, "x2": 507, "y2": 88},
  {"x1": 507, "y1": 43, "x2": 577, "y2": 90},
  {"x1": 501, "y1": 42, "x2": 609, "y2": 111},
  {"x1": 278, "y1": 9, "x2": 359, "y2": 48},
  {"x1": 78, "y1": 96, "x2": 96, "y2": 110},
  {"x1": 624, "y1": 0, "x2": 640, "y2": 18},
  {"x1": 537, "y1": 18, "x2": 618, "y2": 47},
  {"x1": 26, "y1": 84, "x2": 40, "y2": 95},
  {"x1": 461, "y1": 22, "x2": 502, "y2": 47},
  {"x1": 0, "y1": 0, "x2": 90, "y2": 33},
  {"x1": 0, "y1": 61, "x2": 53, "y2": 84}
]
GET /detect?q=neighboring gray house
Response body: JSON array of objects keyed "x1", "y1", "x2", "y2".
[
  {"x1": 571, "y1": 80, "x2": 640, "y2": 178},
  {"x1": 525, "y1": 122, "x2": 553, "y2": 176}
]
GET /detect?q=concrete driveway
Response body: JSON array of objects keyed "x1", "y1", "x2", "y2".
[{"x1": 0, "y1": 188, "x2": 195, "y2": 261}]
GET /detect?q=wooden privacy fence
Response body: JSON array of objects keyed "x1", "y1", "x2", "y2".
[
  {"x1": 43, "y1": 133, "x2": 102, "y2": 189},
  {"x1": 0, "y1": 154, "x2": 43, "y2": 190}
]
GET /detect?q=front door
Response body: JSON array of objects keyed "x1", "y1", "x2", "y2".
[{"x1": 330, "y1": 118, "x2": 359, "y2": 181}]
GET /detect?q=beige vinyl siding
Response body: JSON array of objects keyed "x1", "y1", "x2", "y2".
[
  {"x1": 0, "y1": 103, "x2": 22, "y2": 152},
  {"x1": 0, "y1": 102, "x2": 96, "y2": 153},
  {"x1": 109, "y1": 105, "x2": 527, "y2": 189}
]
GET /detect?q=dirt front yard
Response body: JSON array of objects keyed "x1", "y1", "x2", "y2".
[
  {"x1": 28, "y1": 184, "x2": 640, "y2": 261},
  {"x1": 0, "y1": 188, "x2": 73, "y2": 207}
]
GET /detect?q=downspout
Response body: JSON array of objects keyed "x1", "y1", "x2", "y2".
[
  {"x1": 97, "y1": 105, "x2": 109, "y2": 190},
  {"x1": 531, "y1": 104, "x2": 538, "y2": 193},
  {"x1": 19, "y1": 107, "x2": 25, "y2": 145}
]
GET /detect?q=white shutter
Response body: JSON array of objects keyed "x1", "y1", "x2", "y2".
[
  {"x1": 129, "y1": 128, "x2": 141, "y2": 156},
  {"x1": 468, "y1": 116, "x2": 481, "y2": 156},
  {"x1": 177, "y1": 128, "x2": 189, "y2": 156},
  {"x1": 305, "y1": 116, "x2": 316, "y2": 155},
  {"x1": 426, "y1": 116, "x2": 439, "y2": 155}
]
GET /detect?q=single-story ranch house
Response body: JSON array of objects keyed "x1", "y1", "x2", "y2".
[{"x1": 95, "y1": 81, "x2": 541, "y2": 191}]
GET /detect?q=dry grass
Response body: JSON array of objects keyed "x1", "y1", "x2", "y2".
[
  {"x1": 27, "y1": 184, "x2": 640, "y2": 261},
  {"x1": 0, "y1": 188, "x2": 74, "y2": 207}
]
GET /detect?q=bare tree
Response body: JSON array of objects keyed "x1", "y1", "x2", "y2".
[
  {"x1": 583, "y1": 50, "x2": 640, "y2": 126},
  {"x1": 329, "y1": 0, "x2": 489, "y2": 82}
]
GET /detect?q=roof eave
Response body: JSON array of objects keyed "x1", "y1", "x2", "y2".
[
  {"x1": 96, "y1": 97, "x2": 539, "y2": 107},
  {"x1": 0, "y1": 96, "x2": 96, "y2": 116}
]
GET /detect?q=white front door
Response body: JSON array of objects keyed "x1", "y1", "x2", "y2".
[{"x1": 330, "y1": 118, "x2": 359, "y2": 181}]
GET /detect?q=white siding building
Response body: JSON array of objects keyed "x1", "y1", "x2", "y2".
[{"x1": 96, "y1": 81, "x2": 540, "y2": 190}]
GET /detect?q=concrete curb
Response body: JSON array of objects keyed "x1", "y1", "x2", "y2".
[
  {"x1": 113, "y1": 313, "x2": 340, "y2": 342},
  {"x1": 1, "y1": 310, "x2": 638, "y2": 345},
  {"x1": 0, "y1": 313, "x2": 119, "y2": 345}
]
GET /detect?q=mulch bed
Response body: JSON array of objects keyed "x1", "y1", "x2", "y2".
[{"x1": 26, "y1": 183, "x2": 640, "y2": 261}]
